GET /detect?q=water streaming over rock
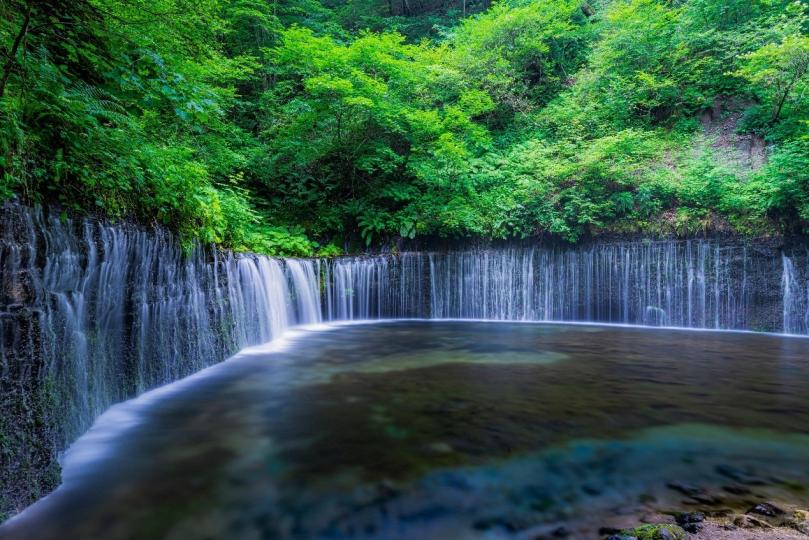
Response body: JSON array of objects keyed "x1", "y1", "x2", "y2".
[
  {"x1": 323, "y1": 244, "x2": 803, "y2": 333},
  {"x1": 323, "y1": 253, "x2": 429, "y2": 320},
  {"x1": 1, "y1": 206, "x2": 327, "y2": 450},
  {"x1": 783, "y1": 249, "x2": 809, "y2": 335},
  {"x1": 285, "y1": 259, "x2": 323, "y2": 324},
  {"x1": 1, "y1": 202, "x2": 807, "y2": 516},
  {"x1": 1, "y1": 204, "x2": 331, "y2": 513},
  {"x1": 424, "y1": 243, "x2": 766, "y2": 328}
]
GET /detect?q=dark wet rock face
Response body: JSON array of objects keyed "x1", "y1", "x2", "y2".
[
  {"x1": 0, "y1": 203, "x2": 276, "y2": 519},
  {"x1": 0, "y1": 206, "x2": 59, "y2": 519}
]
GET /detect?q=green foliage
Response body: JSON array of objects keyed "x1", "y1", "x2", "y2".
[
  {"x1": 735, "y1": 33, "x2": 809, "y2": 124},
  {"x1": 0, "y1": 0, "x2": 263, "y2": 249},
  {"x1": 619, "y1": 524, "x2": 687, "y2": 540},
  {"x1": 1, "y1": 0, "x2": 808, "y2": 250},
  {"x1": 749, "y1": 138, "x2": 809, "y2": 232},
  {"x1": 242, "y1": 224, "x2": 317, "y2": 256},
  {"x1": 317, "y1": 243, "x2": 344, "y2": 257},
  {"x1": 448, "y1": 0, "x2": 592, "y2": 120}
]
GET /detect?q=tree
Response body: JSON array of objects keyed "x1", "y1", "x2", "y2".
[
  {"x1": 735, "y1": 34, "x2": 809, "y2": 123},
  {"x1": 0, "y1": 0, "x2": 31, "y2": 99}
]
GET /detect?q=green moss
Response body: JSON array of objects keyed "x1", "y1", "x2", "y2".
[{"x1": 620, "y1": 524, "x2": 688, "y2": 540}]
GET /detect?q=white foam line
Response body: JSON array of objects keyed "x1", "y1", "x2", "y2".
[
  {"x1": 261, "y1": 317, "x2": 809, "y2": 339},
  {"x1": 230, "y1": 322, "x2": 339, "y2": 357},
  {"x1": 59, "y1": 324, "x2": 339, "y2": 478},
  {"x1": 60, "y1": 322, "x2": 375, "y2": 480},
  {"x1": 3, "y1": 320, "x2": 410, "y2": 524},
  {"x1": 327, "y1": 317, "x2": 809, "y2": 339}
]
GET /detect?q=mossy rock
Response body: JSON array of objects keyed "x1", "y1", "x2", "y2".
[{"x1": 616, "y1": 524, "x2": 688, "y2": 540}]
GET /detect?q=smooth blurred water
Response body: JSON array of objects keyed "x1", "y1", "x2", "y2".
[{"x1": 3, "y1": 321, "x2": 809, "y2": 540}]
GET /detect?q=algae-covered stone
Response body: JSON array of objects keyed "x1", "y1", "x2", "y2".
[
  {"x1": 787, "y1": 509, "x2": 809, "y2": 534},
  {"x1": 616, "y1": 524, "x2": 687, "y2": 540}
]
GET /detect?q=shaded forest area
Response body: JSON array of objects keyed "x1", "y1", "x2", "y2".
[{"x1": 0, "y1": 0, "x2": 807, "y2": 255}]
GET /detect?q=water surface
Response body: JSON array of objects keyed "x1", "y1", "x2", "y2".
[{"x1": 3, "y1": 321, "x2": 809, "y2": 539}]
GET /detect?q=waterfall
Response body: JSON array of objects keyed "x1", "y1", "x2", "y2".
[
  {"x1": 1, "y1": 206, "x2": 805, "y2": 444},
  {"x1": 324, "y1": 256, "x2": 388, "y2": 320},
  {"x1": 418, "y1": 242, "x2": 759, "y2": 329},
  {"x1": 323, "y1": 253, "x2": 429, "y2": 320},
  {"x1": 1, "y1": 202, "x2": 808, "y2": 516},
  {"x1": 284, "y1": 259, "x2": 323, "y2": 324},
  {"x1": 783, "y1": 251, "x2": 809, "y2": 335},
  {"x1": 0, "y1": 205, "x2": 323, "y2": 461},
  {"x1": 225, "y1": 256, "x2": 293, "y2": 347},
  {"x1": 320, "y1": 242, "x2": 796, "y2": 333}
]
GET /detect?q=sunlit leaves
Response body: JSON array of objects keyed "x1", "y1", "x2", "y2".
[
  {"x1": 3, "y1": 0, "x2": 809, "y2": 250},
  {"x1": 734, "y1": 34, "x2": 809, "y2": 122}
]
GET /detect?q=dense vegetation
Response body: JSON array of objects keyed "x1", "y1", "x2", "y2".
[{"x1": 1, "y1": 0, "x2": 807, "y2": 255}]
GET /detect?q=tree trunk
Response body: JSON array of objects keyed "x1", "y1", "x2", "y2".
[
  {"x1": 0, "y1": 2, "x2": 32, "y2": 101},
  {"x1": 772, "y1": 73, "x2": 801, "y2": 124}
]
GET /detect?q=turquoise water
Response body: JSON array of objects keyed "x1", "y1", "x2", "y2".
[{"x1": 3, "y1": 321, "x2": 809, "y2": 539}]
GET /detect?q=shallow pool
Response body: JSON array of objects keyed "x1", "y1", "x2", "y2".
[{"x1": 3, "y1": 321, "x2": 809, "y2": 539}]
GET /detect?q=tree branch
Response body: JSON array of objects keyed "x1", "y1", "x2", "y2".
[{"x1": 0, "y1": 1, "x2": 32, "y2": 100}]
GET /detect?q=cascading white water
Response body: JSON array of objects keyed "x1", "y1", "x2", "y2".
[
  {"x1": 419, "y1": 243, "x2": 759, "y2": 329},
  {"x1": 783, "y1": 250, "x2": 809, "y2": 335},
  {"x1": 285, "y1": 259, "x2": 323, "y2": 324},
  {"x1": 1, "y1": 205, "x2": 327, "y2": 450},
  {"x1": 226, "y1": 256, "x2": 294, "y2": 347},
  {"x1": 322, "y1": 252, "x2": 431, "y2": 320},
  {"x1": 320, "y1": 242, "x2": 797, "y2": 333},
  {"x1": 324, "y1": 256, "x2": 388, "y2": 320}
]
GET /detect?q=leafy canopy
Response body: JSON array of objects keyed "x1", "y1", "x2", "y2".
[{"x1": 1, "y1": 0, "x2": 808, "y2": 254}]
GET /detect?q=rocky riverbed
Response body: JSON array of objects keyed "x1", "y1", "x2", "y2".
[
  {"x1": 590, "y1": 488, "x2": 809, "y2": 540},
  {"x1": 597, "y1": 508, "x2": 809, "y2": 540}
]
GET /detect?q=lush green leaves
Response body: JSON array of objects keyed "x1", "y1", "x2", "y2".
[{"x1": 2, "y1": 0, "x2": 808, "y2": 252}]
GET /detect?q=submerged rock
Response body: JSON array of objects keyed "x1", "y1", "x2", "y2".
[
  {"x1": 666, "y1": 482, "x2": 704, "y2": 497},
  {"x1": 531, "y1": 525, "x2": 571, "y2": 539},
  {"x1": 748, "y1": 502, "x2": 784, "y2": 517},
  {"x1": 722, "y1": 484, "x2": 752, "y2": 495},
  {"x1": 715, "y1": 464, "x2": 767, "y2": 486},
  {"x1": 674, "y1": 511, "x2": 704, "y2": 533},
  {"x1": 666, "y1": 482, "x2": 724, "y2": 506}
]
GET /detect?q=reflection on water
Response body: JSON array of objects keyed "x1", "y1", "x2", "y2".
[{"x1": 3, "y1": 321, "x2": 809, "y2": 539}]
